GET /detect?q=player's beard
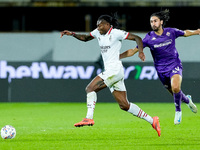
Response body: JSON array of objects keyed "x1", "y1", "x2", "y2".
[
  {"x1": 152, "y1": 25, "x2": 159, "y2": 31},
  {"x1": 151, "y1": 23, "x2": 162, "y2": 32}
]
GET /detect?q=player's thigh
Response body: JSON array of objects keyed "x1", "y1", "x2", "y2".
[
  {"x1": 112, "y1": 90, "x2": 129, "y2": 111},
  {"x1": 85, "y1": 76, "x2": 107, "y2": 93},
  {"x1": 171, "y1": 74, "x2": 182, "y2": 93}
]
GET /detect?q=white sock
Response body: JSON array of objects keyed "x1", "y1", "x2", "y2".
[
  {"x1": 128, "y1": 103, "x2": 153, "y2": 124},
  {"x1": 86, "y1": 91, "x2": 97, "y2": 119}
]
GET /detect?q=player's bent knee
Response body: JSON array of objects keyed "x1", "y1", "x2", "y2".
[
  {"x1": 85, "y1": 85, "x2": 93, "y2": 93},
  {"x1": 119, "y1": 103, "x2": 130, "y2": 111},
  {"x1": 172, "y1": 86, "x2": 181, "y2": 93},
  {"x1": 85, "y1": 86, "x2": 89, "y2": 93}
]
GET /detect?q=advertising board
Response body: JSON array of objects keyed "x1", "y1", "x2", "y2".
[{"x1": 0, "y1": 61, "x2": 199, "y2": 102}]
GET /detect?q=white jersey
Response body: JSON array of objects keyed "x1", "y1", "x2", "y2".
[{"x1": 90, "y1": 27, "x2": 129, "y2": 70}]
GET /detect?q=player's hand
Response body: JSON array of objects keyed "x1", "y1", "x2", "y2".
[
  {"x1": 138, "y1": 52, "x2": 145, "y2": 62},
  {"x1": 60, "y1": 30, "x2": 73, "y2": 38}
]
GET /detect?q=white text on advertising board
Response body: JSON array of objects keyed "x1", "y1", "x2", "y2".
[{"x1": 0, "y1": 61, "x2": 158, "y2": 80}]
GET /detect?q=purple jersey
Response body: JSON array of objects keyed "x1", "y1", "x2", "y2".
[{"x1": 143, "y1": 28, "x2": 185, "y2": 73}]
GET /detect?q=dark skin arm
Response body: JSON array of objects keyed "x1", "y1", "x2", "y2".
[
  {"x1": 120, "y1": 48, "x2": 139, "y2": 59},
  {"x1": 126, "y1": 33, "x2": 145, "y2": 61},
  {"x1": 60, "y1": 30, "x2": 145, "y2": 61},
  {"x1": 60, "y1": 30, "x2": 94, "y2": 42}
]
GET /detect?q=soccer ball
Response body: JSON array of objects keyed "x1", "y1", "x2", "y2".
[{"x1": 1, "y1": 125, "x2": 16, "y2": 139}]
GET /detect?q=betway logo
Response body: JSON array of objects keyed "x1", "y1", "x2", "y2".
[{"x1": 0, "y1": 61, "x2": 158, "y2": 80}]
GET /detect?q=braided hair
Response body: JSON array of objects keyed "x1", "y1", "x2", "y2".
[
  {"x1": 151, "y1": 9, "x2": 170, "y2": 27},
  {"x1": 98, "y1": 13, "x2": 119, "y2": 28}
]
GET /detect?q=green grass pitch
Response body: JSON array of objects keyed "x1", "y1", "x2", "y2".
[{"x1": 0, "y1": 102, "x2": 199, "y2": 150}]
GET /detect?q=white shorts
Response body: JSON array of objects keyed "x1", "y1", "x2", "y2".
[{"x1": 98, "y1": 62, "x2": 126, "y2": 93}]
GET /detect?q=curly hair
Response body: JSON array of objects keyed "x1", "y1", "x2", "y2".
[{"x1": 98, "y1": 13, "x2": 119, "y2": 28}]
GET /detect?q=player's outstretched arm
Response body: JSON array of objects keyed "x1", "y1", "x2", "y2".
[
  {"x1": 184, "y1": 29, "x2": 200, "y2": 37},
  {"x1": 60, "y1": 30, "x2": 94, "y2": 42},
  {"x1": 126, "y1": 33, "x2": 145, "y2": 61},
  {"x1": 120, "y1": 48, "x2": 139, "y2": 59}
]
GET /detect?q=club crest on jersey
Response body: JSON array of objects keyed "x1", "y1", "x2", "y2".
[{"x1": 166, "y1": 32, "x2": 170, "y2": 36}]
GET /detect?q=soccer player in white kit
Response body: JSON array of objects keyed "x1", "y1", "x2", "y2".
[{"x1": 60, "y1": 14, "x2": 161, "y2": 136}]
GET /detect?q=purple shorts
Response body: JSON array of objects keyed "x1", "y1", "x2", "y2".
[{"x1": 157, "y1": 66, "x2": 182, "y2": 90}]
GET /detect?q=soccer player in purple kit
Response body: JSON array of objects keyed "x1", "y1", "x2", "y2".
[{"x1": 120, "y1": 10, "x2": 199, "y2": 125}]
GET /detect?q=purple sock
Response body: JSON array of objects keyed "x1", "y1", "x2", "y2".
[
  {"x1": 180, "y1": 90, "x2": 189, "y2": 104},
  {"x1": 173, "y1": 91, "x2": 182, "y2": 111}
]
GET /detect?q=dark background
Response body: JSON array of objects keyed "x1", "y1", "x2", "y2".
[{"x1": 0, "y1": 7, "x2": 199, "y2": 32}]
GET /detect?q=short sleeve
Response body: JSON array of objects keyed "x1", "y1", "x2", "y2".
[
  {"x1": 173, "y1": 28, "x2": 185, "y2": 38},
  {"x1": 114, "y1": 29, "x2": 129, "y2": 40},
  {"x1": 136, "y1": 33, "x2": 149, "y2": 49},
  {"x1": 90, "y1": 28, "x2": 99, "y2": 38},
  {"x1": 142, "y1": 36, "x2": 149, "y2": 48}
]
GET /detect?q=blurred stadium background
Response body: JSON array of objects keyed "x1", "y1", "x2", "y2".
[{"x1": 0, "y1": 0, "x2": 199, "y2": 103}]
